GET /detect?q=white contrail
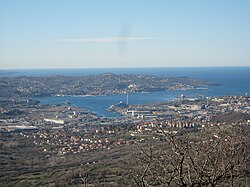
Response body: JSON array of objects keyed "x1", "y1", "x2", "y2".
[{"x1": 53, "y1": 37, "x2": 153, "y2": 43}]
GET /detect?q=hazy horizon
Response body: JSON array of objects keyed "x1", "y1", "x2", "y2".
[{"x1": 1, "y1": 65, "x2": 250, "y2": 71}]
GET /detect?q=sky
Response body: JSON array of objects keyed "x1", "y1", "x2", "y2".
[{"x1": 0, "y1": 0, "x2": 250, "y2": 69}]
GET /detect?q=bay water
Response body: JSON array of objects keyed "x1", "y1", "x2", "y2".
[{"x1": 2, "y1": 67, "x2": 250, "y2": 117}]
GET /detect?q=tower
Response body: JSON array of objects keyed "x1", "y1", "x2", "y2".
[{"x1": 127, "y1": 93, "x2": 129, "y2": 105}]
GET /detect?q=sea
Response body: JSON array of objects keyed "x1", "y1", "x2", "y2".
[{"x1": 1, "y1": 67, "x2": 250, "y2": 117}]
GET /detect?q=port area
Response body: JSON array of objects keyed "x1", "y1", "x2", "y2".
[{"x1": 0, "y1": 95, "x2": 250, "y2": 186}]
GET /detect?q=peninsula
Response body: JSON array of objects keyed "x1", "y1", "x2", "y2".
[{"x1": 0, "y1": 73, "x2": 219, "y2": 98}]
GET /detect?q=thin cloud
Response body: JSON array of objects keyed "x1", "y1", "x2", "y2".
[{"x1": 53, "y1": 37, "x2": 153, "y2": 43}]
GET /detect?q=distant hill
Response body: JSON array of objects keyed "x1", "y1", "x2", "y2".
[
  {"x1": 0, "y1": 74, "x2": 219, "y2": 98},
  {"x1": 0, "y1": 70, "x2": 22, "y2": 77}
]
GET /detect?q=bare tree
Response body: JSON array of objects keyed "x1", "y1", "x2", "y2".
[{"x1": 131, "y1": 125, "x2": 249, "y2": 187}]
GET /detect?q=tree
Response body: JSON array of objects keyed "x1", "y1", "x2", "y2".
[{"x1": 131, "y1": 125, "x2": 250, "y2": 187}]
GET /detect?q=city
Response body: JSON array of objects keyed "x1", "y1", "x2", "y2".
[
  {"x1": 0, "y1": 85, "x2": 249, "y2": 186},
  {"x1": 1, "y1": 0, "x2": 250, "y2": 186}
]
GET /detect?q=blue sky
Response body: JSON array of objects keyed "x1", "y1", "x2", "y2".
[{"x1": 0, "y1": 0, "x2": 250, "y2": 69}]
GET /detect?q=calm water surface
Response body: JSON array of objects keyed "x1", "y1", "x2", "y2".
[{"x1": 3, "y1": 67, "x2": 250, "y2": 117}]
